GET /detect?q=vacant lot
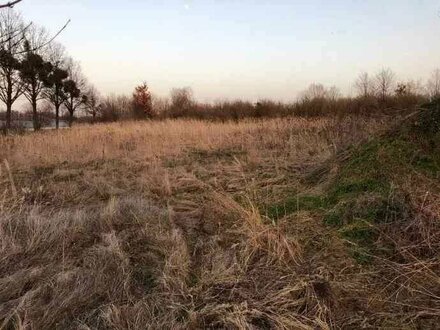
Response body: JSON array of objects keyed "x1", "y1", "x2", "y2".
[{"x1": 1, "y1": 115, "x2": 439, "y2": 329}]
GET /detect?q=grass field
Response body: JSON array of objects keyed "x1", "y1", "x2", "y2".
[{"x1": 1, "y1": 114, "x2": 439, "y2": 329}]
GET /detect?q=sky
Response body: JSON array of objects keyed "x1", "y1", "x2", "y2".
[{"x1": 17, "y1": 0, "x2": 440, "y2": 102}]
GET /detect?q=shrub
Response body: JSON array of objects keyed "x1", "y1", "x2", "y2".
[
  {"x1": 415, "y1": 98, "x2": 440, "y2": 136},
  {"x1": 167, "y1": 87, "x2": 195, "y2": 118},
  {"x1": 132, "y1": 83, "x2": 154, "y2": 119},
  {"x1": 98, "y1": 95, "x2": 133, "y2": 122}
]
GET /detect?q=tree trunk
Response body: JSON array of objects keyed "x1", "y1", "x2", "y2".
[
  {"x1": 55, "y1": 85, "x2": 61, "y2": 129},
  {"x1": 5, "y1": 80, "x2": 12, "y2": 130},
  {"x1": 32, "y1": 96, "x2": 39, "y2": 131},
  {"x1": 55, "y1": 104, "x2": 60, "y2": 129},
  {"x1": 69, "y1": 111, "x2": 74, "y2": 127},
  {"x1": 6, "y1": 102, "x2": 12, "y2": 130},
  {"x1": 68, "y1": 96, "x2": 75, "y2": 127}
]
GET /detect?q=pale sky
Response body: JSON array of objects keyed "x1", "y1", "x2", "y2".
[{"x1": 18, "y1": 0, "x2": 440, "y2": 101}]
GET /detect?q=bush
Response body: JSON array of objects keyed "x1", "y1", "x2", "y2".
[
  {"x1": 166, "y1": 87, "x2": 195, "y2": 118},
  {"x1": 89, "y1": 83, "x2": 427, "y2": 124},
  {"x1": 414, "y1": 99, "x2": 440, "y2": 136},
  {"x1": 132, "y1": 83, "x2": 154, "y2": 119},
  {"x1": 98, "y1": 95, "x2": 133, "y2": 122}
]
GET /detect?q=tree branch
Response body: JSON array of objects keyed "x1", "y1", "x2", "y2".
[
  {"x1": 0, "y1": 21, "x2": 32, "y2": 48},
  {"x1": 35, "y1": 19, "x2": 71, "y2": 52},
  {"x1": 0, "y1": 0, "x2": 23, "y2": 9},
  {"x1": 14, "y1": 19, "x2": 71, "y2": 55}
]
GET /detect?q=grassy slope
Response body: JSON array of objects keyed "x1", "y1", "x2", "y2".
[
  {"x1": 265, "y1": 105, "x2": 440, "y2": 327},
  {"x1": 0, "y1": 114, "x2": 439, "y2": 329},
  {"x1": 269, "y1": 124, "x2": 439, "y2": 256}
]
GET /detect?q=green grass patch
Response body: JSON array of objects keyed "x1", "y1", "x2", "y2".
[
  {"x1": 328, "y1": 106, "x2": 440, "y2": 263},
  {"x1": 340, "y1": 221, "x2": 376, "y2": 246},
  {"x1": 323, "y1": 210, "x2": 343, "y2": 226},
  {"x1": 265, "y1": 194, "x2": 328, "y2": 221},
  {"x1": 266, "y1": 111, "x2": 439, "y2": 263},
  {"x1": 339, "y1": 221, "x2": 377, "y2": 265},
  {"x1": 349, "y1": 247, "x2": 374, "y2": 265},
  {"x1": 330, "y1": 178, "x2": 389, "y2": 201}
]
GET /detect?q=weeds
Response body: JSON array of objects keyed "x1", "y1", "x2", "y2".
[{"x1": 0, "y1": 113, "x2": 439, "y2": 328}]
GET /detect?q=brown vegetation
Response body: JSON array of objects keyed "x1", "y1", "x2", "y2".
[
  {"x1": 0, "y1": 3, "x2": 438, "y2": 328},
  {"x1": 0, "y1": 116, "x2": 377, "y2": 328},
  {"x1": 1, "y1": 110, "x2": 439, "y2": 328},
  {"x1": 94, "y1": 92, "x2": 425, "y2": 124}
]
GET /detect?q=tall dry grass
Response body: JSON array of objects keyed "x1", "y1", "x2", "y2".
[
  {"x1": 0, "y1": 116, "x2": 385, "y2": 168},
  {"x1": 2, "y1": 115, "x2": 418, "y2": 329}
]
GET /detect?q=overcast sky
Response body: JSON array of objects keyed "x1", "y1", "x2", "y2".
[{"x1": 17, "y1": 0, "x2": 440, "y2": 101}]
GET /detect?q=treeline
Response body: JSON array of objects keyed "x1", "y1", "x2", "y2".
[
  {"x1": 2, "y1": 5, "x2": 440, "y2": 128},
  {"x1": 0, "y1": 9, "x2": 95, "y2": 131},
  {"x1": 93, "y1": 68, "x2": 439, "y2": 123}
]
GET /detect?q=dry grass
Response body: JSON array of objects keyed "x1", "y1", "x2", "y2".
[
  {"x1": 1, "y1": 115, "x2": 438, "y2": 329},
  {"x1": 0, "y1": 117, "x2": 383, "y2": 168}
]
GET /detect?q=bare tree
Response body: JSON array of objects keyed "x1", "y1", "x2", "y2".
[
  {"x1": 300, "y1": 83, "x2": 341, "y2": 101},
  {"x1": 84, "y1": 84, "x2": 100, "y2": 121},
  {"x1": 427, "y1": 69, "x2": 440, "y2": 100},
  {"x1": 327, "y1": 86, "x2": 341, "y2": 100},
  {"x1": 404, "y1": 79, "x2": 424, "y2": 96},
  {"x1": 169, "y1": 87, "x2": 194, "y2": 117},
  {"x1": 300, "y1": 83, "x2": 328, "y2": 101},
  {"x1": 63, "y1": 59, "x2": 87, "y2": 125},
  {"x1": 151, "y1": 94, "x2": 170, "y2": 116},
  {"x1": 354, "y1": 72, "x2": 372, "y2": 98},
  {"x1": 375, "y1": 68, "x2": 395, "y2": 101},
  {"x1": 44, "y1": 42, "x2": 68, "y2": 129},
  {"x1": 0, "y1": 1, "x2": 71, "y2": 54},
  {"x1": 0, "y1": 9, "x2": 23, "y2": 129},
  {"x1": 99, "y1": 94, "x2": 131, "y2": 122},
  {"x1": 19, "y1": 25, "x2": 50, "y2": 130}
]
